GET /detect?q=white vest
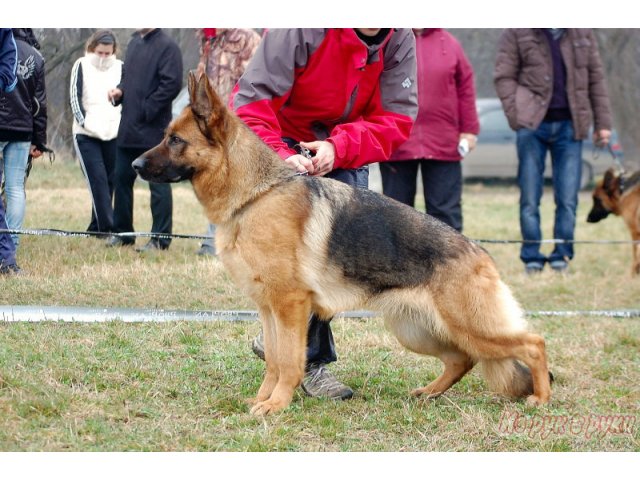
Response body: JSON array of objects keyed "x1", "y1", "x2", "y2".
[{"x1": 71, "y1": 55, "x2": 122, "y2": 141}]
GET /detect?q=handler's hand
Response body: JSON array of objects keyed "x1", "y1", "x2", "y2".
[
  {"x1": 593, "y1": 129, "x2": 611, "y2": 147},
  {"x1": 459, "y1": 133, "x2": 477, "y2": 151},
  {"x1": 108, "y1": 88, "x2": 122, "y2": 104},
  {"x1": 30, "y1": 145, "x2": 42, "y2": 159},
  {"x1": 299, "y1": 140, "x2": 335, "y2": 177},
  {"x1": 285, "y1": 154, "x2": 315, "y2": 174}
]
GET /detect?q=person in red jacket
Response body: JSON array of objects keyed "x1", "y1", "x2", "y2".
[
  {"x1": 380, "y1": 29, "x2": 479, "y2": 232},
  {"x1": 231, "y1": 28, "x2": 417, "y2": 400}
]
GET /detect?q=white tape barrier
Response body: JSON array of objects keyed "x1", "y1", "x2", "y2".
[{"x1": 0, "y1": 306, "x2": 638, "y2": 322}]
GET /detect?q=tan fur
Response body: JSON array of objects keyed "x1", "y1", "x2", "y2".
[
  {"x1": 135, "y1": 73, "x2": 552, "y2": 415},
  {"x1": 588, "y1": 168, "x2": 640, "y2": 276}
]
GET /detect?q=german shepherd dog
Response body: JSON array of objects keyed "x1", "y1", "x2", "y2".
[
  {"x1": 132, "y1": 73, "x2": 552, "y2": 415},
  {"x1": 587, "y1": 167, "x2": 640, "y2": 276}
]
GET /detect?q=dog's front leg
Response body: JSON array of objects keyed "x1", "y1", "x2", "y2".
[
  {"x1": 250, "y1": 291, "x2": 310, "y2": 416},
  {"x1": 249, "y1": 307, "x2": 279, "y2": 405}
]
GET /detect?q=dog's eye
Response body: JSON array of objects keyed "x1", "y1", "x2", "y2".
[{"x1": 168, "y1": 135, "x2": 185, "y2": 146}]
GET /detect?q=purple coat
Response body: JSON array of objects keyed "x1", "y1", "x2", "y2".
[{"x1": 391, "y1": 29, "x2": 479, "y2": 162}]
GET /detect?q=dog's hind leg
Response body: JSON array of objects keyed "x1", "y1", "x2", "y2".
[
  {"x1": 250, "y1": 290, "x2": 310, "y2": 416},
  {"x1": 381, "y1": 307, "x2": 476, "y2": 399},
  {"x1": 464, "y1": 331, "x2": 551, "y2": 406},
  {"x1": 411, "y1": 348, "x2": 475, "y2": 399}
]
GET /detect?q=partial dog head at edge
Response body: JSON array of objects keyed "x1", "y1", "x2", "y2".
[{"x1": 587, "y1": 167, "x2": 621, "y2": 223}]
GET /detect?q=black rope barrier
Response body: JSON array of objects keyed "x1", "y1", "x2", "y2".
[
  {"x1": 0, "y1": 228, "x2": 212, "y2": 241},
  {"x1": 1, "y1": 228, "x2": 638, "y2": 245}
]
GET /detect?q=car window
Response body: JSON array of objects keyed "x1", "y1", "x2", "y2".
[{"x1": 480, "y1": 108, "x2": 510, "y2": 134}]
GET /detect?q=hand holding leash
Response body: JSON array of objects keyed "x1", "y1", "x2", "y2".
[
  {"x1": 299, "y1": 140, "x2": 335, "y2": 177},
  {"x1": 593, "y1": 128, "x2": 611, "y2": 147},
  {"x1": 285, "y1": 154, "x2": 314, "y2": 175},
  {"x1": 29, "y1": 144, "x2": 42, "y2": 159}
]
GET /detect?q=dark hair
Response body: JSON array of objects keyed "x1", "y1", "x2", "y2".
[{"x1": 85, "y1": 29, "x2": 118, "y2": 54}]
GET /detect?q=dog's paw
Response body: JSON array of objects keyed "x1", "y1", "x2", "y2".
[
  {"x1": 410, "y1": 387, "x2": 443, "y2": 399},
  {"x1": 525, "y1": 394, "x2": 550, "y2": 407},
  {"x1": 249, "y1": 399, "x2": 289, "y2": 416}
]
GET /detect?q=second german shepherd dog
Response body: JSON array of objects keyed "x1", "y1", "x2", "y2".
[
  {"x1": 587, "y1": 167, "x2": 640, "y2": 276},
  {"x1": 132, "y1": 73, "x2": 552, "y2": 415}
]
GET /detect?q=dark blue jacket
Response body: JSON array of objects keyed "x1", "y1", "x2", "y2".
[
  {"x1": 116, "y1": 29, "x2": 183, "y2": 149},
  {"x1": 0, "y1": 28, "x2": 17, "y2": 93},
  {"x1": 0, "y1": 29, "x2": 47, "y2": 147}
]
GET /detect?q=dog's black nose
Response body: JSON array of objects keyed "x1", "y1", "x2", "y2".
[{"x1": 131, "y1": 157, "x2": 145, "y2": 173}]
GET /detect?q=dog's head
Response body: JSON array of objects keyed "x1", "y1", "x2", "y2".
[
  {"x1": 587, "y1": 167, "x2": 622, "y2": 223},
  {"x1": 132, "y1": 71, "x2": 230, "y2": 183}
]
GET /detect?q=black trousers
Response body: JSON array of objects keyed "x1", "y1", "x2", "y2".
[
  {"x1": 379, "y1": 159, "x2": 463, "y2": 232},
  {"x1": 74, "y1": 134, "x2": 116, "y2": 233},
  {"x1": 113, "y1": 146, "x2": 173, "y2": 247},
  {"x1": 306, "y1": 166, "x2": 369, "y2": 365}
]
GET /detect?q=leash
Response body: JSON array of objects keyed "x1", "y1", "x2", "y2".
[
  {"x1": 592, "y1": 141, "x2": 627, "y2": 192},
  {"x1": 593, "y1": 141, "x2": 625, "y2": 173},
  {"x1": 293, "y1": 143, "x2": 312, "y2": 176}
]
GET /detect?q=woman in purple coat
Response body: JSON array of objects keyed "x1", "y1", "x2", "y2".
[{"x1": 380, "y1": 28, "x2": 479, "y2": 232}]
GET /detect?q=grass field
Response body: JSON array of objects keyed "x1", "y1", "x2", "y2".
[{"x1": 0, "y1": 160, "x2": 638, "y2": 451}]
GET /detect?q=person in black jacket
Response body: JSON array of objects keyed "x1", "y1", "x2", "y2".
[
  {"x1": 106, "y1": 29, "x2": 182, "y2": 251},
  {"x1": 0, "y1": 28, "x2": 47, "y2": 252},
  {"x1": 0, "y1": 28, "x2": 20, "y2": 275}
]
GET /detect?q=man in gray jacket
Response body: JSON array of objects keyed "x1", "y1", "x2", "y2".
[{"x1": 494, "y1": 29, "x2": 612, "y2": 274}]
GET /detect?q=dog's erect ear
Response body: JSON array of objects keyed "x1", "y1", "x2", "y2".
[
  {"x1": 603, "y1": 167, "x2": 620, "y2": 196},
  {"x1": 187, "y1": 70, "x2": 198, "y2": 104},
  {"x1": 188, "y1": 70, "x2": 227, "y2": 141}
]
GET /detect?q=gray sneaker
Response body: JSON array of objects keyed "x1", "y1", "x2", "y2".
[
  {"x1": 196, "y1": 244, "x2": 216, "y2": 256},
  {"x1": 251, "y1": 334, "x2": 353, "y2": 400},
  {"x1": 251, "y1": 333, "x2": 265, "y2": 360},
  {"x1": 302, "y1": 363, "x2": 353, "y2": 400}
]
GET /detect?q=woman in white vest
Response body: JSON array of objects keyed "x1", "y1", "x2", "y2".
[{"x1": 70, "y1": 30, "x2": 122, "y2": 233}]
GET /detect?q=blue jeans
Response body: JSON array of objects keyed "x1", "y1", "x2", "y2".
[
  {"x1": 0, "y1": 141, "x2": 30, "y2": 248},
  {"x1": 201, "y1": 222, "x2": 216, "y2": 249},
  {"x1": 517, "y1": 121, "x2": 582, "y2": 265},
  {"x1": 0, "y1": 151, "x2": 16, "y2": 267}
]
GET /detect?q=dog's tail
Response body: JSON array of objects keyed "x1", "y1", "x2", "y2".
[{"x1": 479, "y1": 359, "x2": 534, "y2": 398}]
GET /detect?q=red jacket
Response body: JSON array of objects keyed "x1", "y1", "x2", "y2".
[
  {"x1": 231, "y1": 28, "x2": 418, "y2": 170},
  {"x1": 391, "y1": 29, "x2": 479, "y2": 162}
]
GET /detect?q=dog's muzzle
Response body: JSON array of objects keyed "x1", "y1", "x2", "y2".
[
  {"x1": 586, "y1": 197, "x2": 611, "y2": 223},
  {"x1": 131, "y1": 157, "x2": 146, "y2": 176},
  {"x1": 131, "y1": 156, "x2": 194, "y2": 183}
]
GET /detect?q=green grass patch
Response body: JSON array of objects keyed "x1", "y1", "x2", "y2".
[{"x1": 0, "y1": 161, "x2": 638, "y2": 451}]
